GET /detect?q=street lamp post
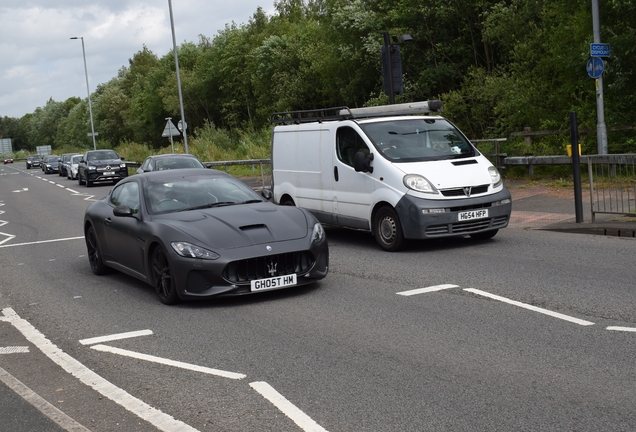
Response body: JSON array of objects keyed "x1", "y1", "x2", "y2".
[
  {"x1": 167, "y1": 0, "x2": 189, "y2": 154},
  {"x1": 70, "y1": 36, "x2": 97, "y2": 150}
]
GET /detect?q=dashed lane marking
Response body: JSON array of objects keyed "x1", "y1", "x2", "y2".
[
  {"x1": 0, "y1": 236, "x2": 84, "y2": 249},
  {"x1": 79, "y1": 329, "x2": 154, "y2": 345},
  {"x1": 607, "y1": 326, "x2": 636, "y2": 333},
  {"x1": 464, "y1": 288, "x2": 595, "y2": 326},
  {"x1": 396, "y1": 284, "x2": 459, "y2": 296},
  {"x1": 0, "y1": 346, "x2": 30, "y2": 354},
  {"x1": 90, "y1": 344, "x2": 246, "y2": 380}
]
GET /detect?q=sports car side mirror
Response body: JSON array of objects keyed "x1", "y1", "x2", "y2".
[
  {"x1": 261, "y1": 188, "x2": 273, "y2": 200},
  {"x1": 113, "y1": 205, "x2": 135, "y2": 217}
]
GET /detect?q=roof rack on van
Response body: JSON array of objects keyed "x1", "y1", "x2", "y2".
[{"x1": 270, "y1": 100, "x2": 443, "y2": 125}]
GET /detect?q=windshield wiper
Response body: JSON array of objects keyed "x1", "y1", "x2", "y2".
[
  {"x1": 179, "y1": 202, "x2": 236, "y2": 211},
  {"x1": 239, "y1": 200, "x2": 264, "y2": 204}
]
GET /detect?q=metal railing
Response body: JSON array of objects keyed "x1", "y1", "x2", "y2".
[{"x1": 587, "y1": 154, "x2": 636, "y2": 221}]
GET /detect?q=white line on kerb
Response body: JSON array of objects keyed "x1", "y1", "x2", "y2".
[
  {"x1": 250, "y1": 381, "x2": 328, "y2": 432},
  {"x1": 1, "y1": 308, "x2": 199, "y2": 432},
  {"x1": 607, "y1": 326, "x2": 636, "y2": 333},
  {"x1": 91, "y1": 344, "x2": 246, "y2": 380},
  {"x1": 464, "y1": 288, "x2": 594, "y2": 326},
  {"x1": 0, "y1": 236, "x2": 84, "y2": 248},
  {"x1": 80, "y1": 329, "x2": 154, "y2": 345},
  {"x1": 397, "y1": 284, "x2": 459, "y2": 296}
]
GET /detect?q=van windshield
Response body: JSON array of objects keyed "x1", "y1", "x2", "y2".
[{"x1": 359, "y1": 118, "x2": 476, "y2": 162}]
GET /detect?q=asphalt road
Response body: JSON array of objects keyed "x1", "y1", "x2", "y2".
[{"x1": 1, "y1": 163, "x2": 635, "y2": 432}]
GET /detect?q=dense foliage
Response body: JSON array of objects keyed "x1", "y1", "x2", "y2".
[{"x1": 2, "y1": 0, "x2": 636, "y2": 158}]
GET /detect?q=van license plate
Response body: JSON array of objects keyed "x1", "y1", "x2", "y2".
[
  {"x1": 458, "y1": 209, "x2": 489, "y2": 221},
  {"x1": 251, "y1": 274, "x2": 297, "y2": 292}
]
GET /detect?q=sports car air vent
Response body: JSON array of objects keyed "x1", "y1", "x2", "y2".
[
  {"x1": 451, "y1": 160, "x2": 478, "y2": 166},
  {"x1": 223, "y1": 251, "x2": 314, "y2": 284}
]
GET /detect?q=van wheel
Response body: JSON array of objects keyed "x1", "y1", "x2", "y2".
[
  {"x1": 470, "y1": 229, "x2": 498, "y2": 240},
  {"x1": 373, "y1": 207, "x2": 406, "y2": 252},
  {"x1": 281, "y1": 197, "x2": 295, "y2": 206}
]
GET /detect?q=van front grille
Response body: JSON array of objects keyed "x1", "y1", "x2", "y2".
[{"x1": 425, "y1": 215, "x2": 509, "y2": 236}]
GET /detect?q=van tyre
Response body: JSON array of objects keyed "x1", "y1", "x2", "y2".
[
  {"x1": 281, "y1": 197, "x2": 295, "y2": 206},
  {"x1": 470, "y1": 229, "x2": 498, "y2": 240},
  {"x1": 374, "y1": 207, "x2": 406, "y2": 252}
]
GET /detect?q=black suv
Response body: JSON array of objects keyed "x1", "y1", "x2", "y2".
[
  {"x1": 26, "y1": 154, "x2": 42, "y2": 169},
  {"x1": 78, "y1": 149, "x2": 127, "y2": 187}
]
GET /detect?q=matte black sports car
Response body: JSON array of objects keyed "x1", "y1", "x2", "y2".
[{"x1": 83, "y1": 169, "x2": 329, "y2": 304}]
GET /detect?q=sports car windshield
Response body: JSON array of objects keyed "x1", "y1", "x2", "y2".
[
  {"x1": 359, "y1": 118, "x2": 476, "y2": 162},
  {"x1": 144, "y1": 175, "x2": 264, "y2": 214}
]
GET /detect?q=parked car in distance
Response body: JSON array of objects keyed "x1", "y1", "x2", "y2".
[
  {"x1": 67, "y1": 154, "x2": 83, "y2": 180},
  {"x1": 26, "y1": 154, "x2": 42, "y2": 169},
  {"x1": 59, "y1": 153, "x2": 81, "y2": 177},
  {"x1": 83, "y1": 168, "x2": 329, "y2": 304},
  {"x1": 3, "y1": 157, "x2": 13, "y2": 164},
  {"x1": 136, "y1": 153, "x2": 209, "y2": 174},
  {"x1": 78, "y1": 149, "x2": 128, "y2": 187},
  {"x1": 42, "y1": 155, "x2": 61, "y2": 174}
]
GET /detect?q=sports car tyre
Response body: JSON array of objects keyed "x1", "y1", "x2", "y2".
[
  {"x1": 86, "y1": 226, "x2": 108, "y2": 275},
  {"x1": 151, "y1": 246, "x2": 179, "y2": 305},
  {"x1": 373, "y1": 206, "x2": 406, "y2": 252}
]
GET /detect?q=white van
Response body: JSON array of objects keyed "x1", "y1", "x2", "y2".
[{"x1": 268, "y1": 100, "x2": 512, "y2": 251}]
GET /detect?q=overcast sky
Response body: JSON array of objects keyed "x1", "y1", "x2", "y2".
[{"x1": 0, "y1": 1, "x2": 276, "y2": 119}]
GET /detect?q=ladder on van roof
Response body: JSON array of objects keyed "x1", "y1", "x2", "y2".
[{"x1": 270, "y1": 100, "x2": 443, "y2": 125}]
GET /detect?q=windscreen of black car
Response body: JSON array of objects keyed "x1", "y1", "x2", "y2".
[
  {"x1": 144, "y1": 176, "x2": 263, "y2": 214},
  {"x1": 88, "y1": 150, "x2": 118, "y2": 161},
  {"x1": 359, "y1": 118, "x2": 476, "y2": 162}
]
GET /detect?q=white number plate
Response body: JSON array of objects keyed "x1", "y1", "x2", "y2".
[
  {"x1": 458, "y1": 209, "x2": 489, "y2": 221},
  {"x1": 104, "y1": 171, "x2": 115, "y2": 175},
  {"x1": 251, "y1": 274, "x2": 297, "y2": 291}
]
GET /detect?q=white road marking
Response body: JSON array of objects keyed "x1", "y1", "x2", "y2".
[
  {"x1": 464, "y1": 288, "x2": 595, "y2": 326},
  {"x1": 607, "y1": 326, "x2": 636, "y2": 333},
  {"x1": 2, "y1": 308, "x2": 199, "y2": 432},
  {"x1": 250, "y1": 381, "x2": 328, "y2": 432},
  {"x1": 0, "y1": 346, "x2": 30, "y2": 354},
  {"x1": 397, "y1": 284, "x2": 459, "y2": 296},
  {"x1": 0, "y1": 365, "x2": 91, "y2": 432},
  {"x1": 90, "y1": 344, "x2": 246, "y2": 380},
  {"x1": 11, "y1": 188, "x2": 28, "y2": 192},
  {"x1": 0, "y1": 236, "x2": 84, "y2": 248},
  {"x1": 80, "y1": 329, "x2": 154, "y2": 345},
  {"x1": 56, "y1": 184, "x2": 65, "y2": 188},
  {"x1": 0, "y1": 232, "x2": 17, "y2": 245},
  {"x1": 66, "y1": 188, "x2": 79, "y2": 193}
]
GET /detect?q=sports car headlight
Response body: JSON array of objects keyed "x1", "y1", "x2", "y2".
[
  {"x1": 171, "y1": 242, "x2": 220, "y2": 260},
  {"x1": 488, "y1": 166, "x2": 502, "y2": 188},
  {"x1": 403, "y1": 174, "x2": 438, "y2": 194},
  {"x1": 311, "y1": 223, "x2": 325, "y2": 244}
]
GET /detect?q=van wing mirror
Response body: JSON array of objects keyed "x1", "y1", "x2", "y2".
[{"x1": 353, "y1": 151, "x2": 374, "y2": 173}]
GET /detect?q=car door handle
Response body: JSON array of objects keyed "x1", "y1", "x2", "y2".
[
  {"x1": 333, "y1": 166, "x2": 339, "y2": 182},
  {"x1": 104, "y1": 217, "x2": 112, "y2": 225}
]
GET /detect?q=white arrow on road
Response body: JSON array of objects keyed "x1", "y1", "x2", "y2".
[{"x1": 12, "y1": 188, "x2": 28, "y2": 193}]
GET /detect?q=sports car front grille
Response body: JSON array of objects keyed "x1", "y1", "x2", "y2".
[{"x1": 223, "y1": 251, "x2": 315, "y2": 284}]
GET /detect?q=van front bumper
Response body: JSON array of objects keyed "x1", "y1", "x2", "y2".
[{"x1": 395, "y1": 188, "x2": 512, "y2": 239}]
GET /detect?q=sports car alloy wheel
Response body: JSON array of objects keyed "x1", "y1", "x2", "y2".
[
  {"x1": 86, "y1": 226, "x2": 108, "y2": 275},
  {"x1": 152, "y1": 246, "x2": 179, "y2": 305}
]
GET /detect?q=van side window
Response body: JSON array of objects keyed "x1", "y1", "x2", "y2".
[{"x1": 336, "y1": 127, "x2": 369, "y2": 167}]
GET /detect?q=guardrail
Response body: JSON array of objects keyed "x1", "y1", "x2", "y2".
[{"x1": 587, "y1": 154, "x2": 636, "y2": 221}]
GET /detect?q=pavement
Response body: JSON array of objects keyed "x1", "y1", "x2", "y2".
[{"x1": 506, "y1": 181, "x2": 636, "y2": 238}]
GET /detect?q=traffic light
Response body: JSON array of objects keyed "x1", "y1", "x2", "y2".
[{"x1": 382, "y1": 44, "x2": 403, "y2": 96}]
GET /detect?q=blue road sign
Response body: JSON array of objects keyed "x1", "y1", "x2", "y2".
[
  {"x1": 587, "y1": 57, "x2": 604, "y2": 79},
  {"x1": 590, "y1": 43, "x2": 610, "y2": 57}
]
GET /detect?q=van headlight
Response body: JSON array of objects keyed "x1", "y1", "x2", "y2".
[
  {"x1": 403, "y1": 174, "x2": 438, "y2": 194},
  {"x1": 488, "y1": 166, "x2": 502, "y2": 188}
]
